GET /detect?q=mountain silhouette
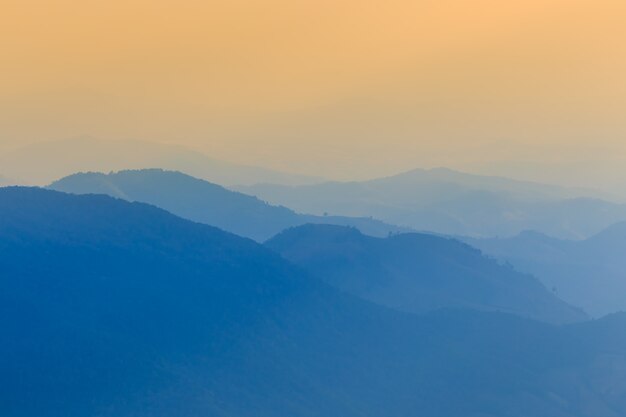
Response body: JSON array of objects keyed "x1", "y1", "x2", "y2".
[
  {"x1": 0, "y1": 137, "x2": 324, "y2": 186},
  {"x1": 238, "y1": 167, "x2": 626, "y2": 239},
  {"x1": 1, "y1": 187, "x2": 626, "y2": 417},
  {"x1": 466, "y1": 223, "x2": 626, "y2": 316},
  {"x1": 266, "y1": 224, "x2": 586, "y2": 324},
  {"x1": 49, "y1": 169, "x2": 409, "y2": 241}
]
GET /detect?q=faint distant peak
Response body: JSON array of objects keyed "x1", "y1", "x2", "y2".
[
  {"x1": 585, "y1": 220, "x2": 626, "y2": 243},
  {"x1": 0, "y1": 137, "x2": 326, "y2": 187}
]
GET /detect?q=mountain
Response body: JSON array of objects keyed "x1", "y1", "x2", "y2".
[
  {"x1": 466, "y1": 223, "x2": 626, "y2": 317},
  {"x1": 0, "y1": 137, "x2": 323, "y2": 186},
  {"x1": 49, "y1": 169, "x2": 409, "y2": 241},
  {"x1": 2, "y1": 187, "x2": 626, "y2": 417},
  {"x1": 238, "y1": 167, "x2": 626, "y2": 239},
  {"x1": 266, "y1": 224, "x2": 586, "y2": 324}
]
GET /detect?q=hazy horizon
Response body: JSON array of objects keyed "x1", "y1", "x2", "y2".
[
  {"x1": 2, "y1": 0, "x2": 626, "y2": 191},
  {"x1": 1, "y1": 136, "x2": 624, "y2": 202}
]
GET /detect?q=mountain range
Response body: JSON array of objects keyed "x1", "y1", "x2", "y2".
[
  {"x1": 40, "y1": 167, "x2": 626, "y2": 318},
  {"x1": 8, "y1": 137, "x2": 626, "y2": 240},
  {"x1": 466, "y1": 223, "x2": 626, "y2": 317},
  {"x1": 266, "y1": 224, "x2": 586, "y2": 324},
  {"x1": 0, "y1": 137, "x2": 324, "y2": 186},
  {"x1": 50, "y1": 170, "x2": 586, "y2": 324},
  {"x1": 237, "y1": 167, "x2": 626, "y2": 239},
  {"x1": 49, "y1": 169, "x2": 409, "y2": 241},
  {"x1": 2, "y1": 187, "x2": 626, "y2": 417}
]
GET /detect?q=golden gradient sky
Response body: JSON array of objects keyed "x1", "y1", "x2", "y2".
[{"x1": 1, "y1": 0, "x2": 626, "y2": 185}]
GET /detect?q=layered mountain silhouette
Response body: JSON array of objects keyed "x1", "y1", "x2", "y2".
[
  {"x1": 0, "y1": 137, "x2": 323, "y2": 186},
  {"x1": 2, "y1": 187, "x2": 626, "y2": 417},
  {"x1": 49, "y1": 169, "x2": 408, "y2": 241},
  {"x1": 266, "y1": 224, "x2": 586, "y2": 324},
  {"x1": 467, "y1": 223, "x2": 626, "y2": 317},
  {"x1": 239, "y1": 167, "x2": 626, "y2": 239}
]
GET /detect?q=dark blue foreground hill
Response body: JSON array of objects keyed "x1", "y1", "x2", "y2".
[
  {"x1": 1, "y1": 187, "x2": 626, "y2": 417},
  {"x1": 49, "y1": 169, "x2": 409, "y2": 241},
  {"x1": 266, "y1": 224, "x2": 586, "y2": 324}
]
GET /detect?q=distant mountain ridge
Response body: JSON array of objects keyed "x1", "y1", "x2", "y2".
[
  {"x1": 0, "y1": 137, "x2": 324, "y2": 186},
  {"x1": 466, "y1": 222, "x2": 626, "y2": 317},
  {"x1": 0, "y1": 175, "x2": 19, "y2": 187},
  {"x1": 370, "y1": 167, "x2": 602, "y2": 200},
  {"x1": 2, "y1": 187, "x2": 626, "y2": 417},
  {"x1": 238, "y1": 167, "x2": 626, "y2": 239},
  {"x1": 266, "y1": 224, "x2": 587, "y2": 324},
  {"x1": 49, "y1": 169, "x2": 409, "y2": 241}
]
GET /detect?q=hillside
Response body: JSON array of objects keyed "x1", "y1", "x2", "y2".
[
  {"x1": 467, "y1": 223, "x2": 626, "y2": 317},
  {"x1": 238, "y1": 167, "x2": 625, "y2": 239},
  {"x1": 49, "y1": 169, "x2": 408, "y2": 241},
  {"x1": 266, "y1": 224, "x2": 586, "y2": 324},
  {"x1": 1, "y1": 187, "x2": 626, "y2": 417}
]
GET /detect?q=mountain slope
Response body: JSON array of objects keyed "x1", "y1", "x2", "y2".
[
  {"x1": 238, "y1": 167, "x2": 626, "y2": 239},
  {"x1": 0, "y1": 137, "x2": 323, "y2": 186},
  {"x1": 49, "y1": 169, "x2": 409, "y2": 241},
  {"x1": 466, "y1": 223, "x2": 626, "y2": 316},
  {"x1": 1, "y1": 188, "x2": 626, "y2": 417},
  {"x1": 266, "y1": 224, "x2": 586, "y2": 324}
]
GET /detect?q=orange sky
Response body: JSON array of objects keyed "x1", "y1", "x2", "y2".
[{"x1": 1, "y1": 0, "x2": 626, "y2": 185}]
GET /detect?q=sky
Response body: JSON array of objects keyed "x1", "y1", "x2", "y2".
[{"x1": 1, "y1": 0, "x2": 626, "y2": 187}]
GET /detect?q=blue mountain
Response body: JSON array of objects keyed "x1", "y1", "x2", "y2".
[
  {"x1": 238, "y1": 167, "x2": 626, "y2": 239},
  {"x1": 1, "y1": 187, "x2": 626, "y2": 417},
  {"x1": 467, "y1": 222, "x2": 626, "y2": 317},
  {"x1": 49, "y1": 169, "x2": 409, "y2": 241},
  {"x1": 266, "y1": 224, "x2": 586, "y2": 324}
]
